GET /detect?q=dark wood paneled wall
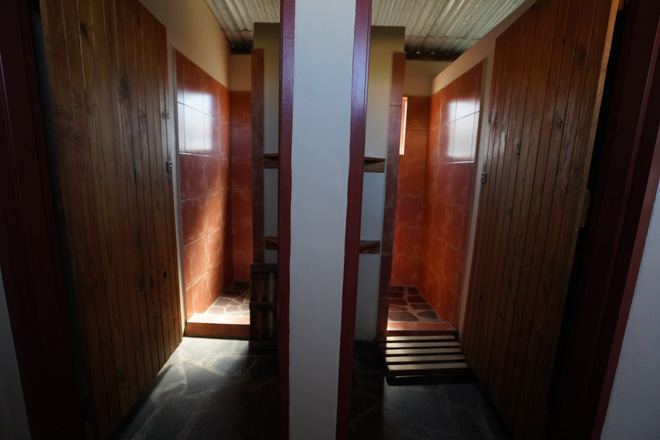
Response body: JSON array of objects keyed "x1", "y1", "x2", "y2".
[
  {"x1": 0, "y1": 1, "x2": 83, "y2": 437},
  {"x1": 461, "y1": 0, "x2": 617, "y2": 438},
  {"x1": 39, "y1": 0, "x2": 181, "y2": 437}
]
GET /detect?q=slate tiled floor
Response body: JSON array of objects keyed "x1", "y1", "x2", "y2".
[
  {"x1": 388, "y1": 286, "x2": 442, "y2": 323},
  {"x1": 112, "y1": 338, "x2": 511, "y2": 440},
  {"x1": 203, "y1": 281, "x2": 251, "y2": 318},
  {"x1": 350, "y1": 342, "x2": 512, "y2": 440},
  {"x1": 111, "y1": 338, "x2": 277, "y2": 440}
]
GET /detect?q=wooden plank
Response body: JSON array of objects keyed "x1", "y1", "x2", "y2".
[
  {"x1": 40, "y1": 0, "x2": 181, "y2": 437},
  {"x1": 250, "y1": 302, "x2": 277, "y2": 311},
  {"x1": 480, "y1": 1, "x2": 537, "y2": 393},
  {"x1": 141, "y1": 5, "x2": 169, "y2": 370},
  {"x1": 132, "y1": 3, "x2": 166, "y2": 377},
  {"x1": 144, "y1": 3, "x2": 177, "y2": 367},
  {"x1": 490, "y1": 0, "x2": 571, "y2": 421},
  {"x1": 518, "y1": 0, "x2": 617, "y2": 437},
  {"x1": 388, "y1": 362, "x2": 470, "y2": 374},
  {"x1": 121, "y1": 0, "x2": 160, "y2": 382},
  {"x1": 381, "y1": 341, "x2": 461, "y2": 349},
  {"x1": 157, "y1": 5, "x2": 182, "y2": 352},
  {"x1": 363, "y1": 156, "x2": 385, "y2": 173},
  {"x1": 263, "y1": 153, "x2": 279, "y2": 168},
  {"x1": 250, "y1": 263, "x2": 278, "y2": 272},
  {"x1": 265, "y1": 236, "x2": 279, "y2": 250},
  {"x1": 490, "y1": 0, "x2": 559, "y2": 408},
  {"x1": 113, "y1": 0, "x2": 150, "y2": 396},
  {"x1": 152, "y1": 5, "x2": 180, "y2": 359},
  {"x1": 77, "y1": 0, "x2": 134, "y2": 420},
  {"x1": 486, "y1": 0, "x2": 571, "y2": 425},
  {"x1": 384, "y1": 347, "x2": 462, "y2": 356},
  {"x1": 475, "y1": 16, "x2": 530, "y2": 379},
  {"x1": 359, "y1": 240, "x2": 381, "y2": 254},
  {"x1": 386, "y1": 335, "x2": 456, "y2": 342},
  {"x1": 249, "y1": 262, "x2": 278, "y2": 346},
  {"x1": 468, "y1": 19, "x2": 520, "y2": 374},
  {"x1": 462, "y1": 28, "x2": 508, "y2": 359},
  {"x1": 39, "y1": 1, "x2": 118, "y2": 435},
  {"x1": 503, "y1": 0, "x2": 590, "y2": 433},
  {"x1": 461, "y1": 0, "x2": 618, "y2": 437},
  {"x1": 386, "y1": 355, "x2": 466, "y2": 364},
  {"x1": 100, "y1": 0, "x2": 145, "y2": 402}
]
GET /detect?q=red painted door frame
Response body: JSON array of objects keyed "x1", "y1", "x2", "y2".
[
  {"x1": 0, "y1": 0, "x2": 83, "y2": 438},
  {"x1": 550, "y1": 0, "x2": 660, "y2": 438},
  {"x1": 277, "y1": 0, "x2": 372, "y2": 438},
  {"x1": 278, "y1": 1, "x2": 294, "y2": 438},
  {"x1": 336, "y1": 0, "x2": 372, "y2": 438}
]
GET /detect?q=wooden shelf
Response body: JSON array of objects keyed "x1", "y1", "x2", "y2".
[
  {"x1": 363, "y1": 157, "x2": 385, "y2": 173},
  {"x1": 263, "y1": 154, "x2": 385, "y2": 173},
  {"x1": 265, "y1": 236, "x2": 380, "y2": 254},
  {"x1": 263, "y1": 153, "x2": 279, "y2": 169},
  {"x1": 265, "y1": 236, "x2": 279, "y2": 250},
  {"x1": 359, "y1": 240, "x2": 381, "y2": 254}
]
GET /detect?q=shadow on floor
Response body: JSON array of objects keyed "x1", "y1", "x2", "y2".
[
  {"x1": 351, "y1": 341, "x2": 513, "y2": 440},
  {"x1": 111, "y1": 338, "x2": 512, "y2": 440},
  {"x1": 111, "y1": 338, "x2": 277, "y2": 440}
]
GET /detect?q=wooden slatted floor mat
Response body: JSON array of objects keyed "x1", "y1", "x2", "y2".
[{"x1": 382, "y1": 332, "x2": 471, "y2": 378}]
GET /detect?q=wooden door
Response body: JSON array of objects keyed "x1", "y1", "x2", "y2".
[
  {"x1": 39, "y1": 0, "x2": 181, "y2": 437},
  {"x1": 461, "y1": 0, "x2": 617, "y2": 438}
]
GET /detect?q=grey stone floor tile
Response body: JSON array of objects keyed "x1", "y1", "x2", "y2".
[{"x1": 113, "y1": 337, "x2": 511, "y2": 440}]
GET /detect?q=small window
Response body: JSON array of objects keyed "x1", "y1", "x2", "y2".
[{"x1": 399, "y1": 97, "x2": 408, "y2": 156}]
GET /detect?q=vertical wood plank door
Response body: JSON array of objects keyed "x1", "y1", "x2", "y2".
[
  {"x1": 461, "y1": 0, "x2": 617, "y2": 438},
  {"x1": 39, "y1": 0, "x2": 181, "y2": 437}
]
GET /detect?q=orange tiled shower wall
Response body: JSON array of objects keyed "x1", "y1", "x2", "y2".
[
  {"x1": 177, "y1": 53, "x2": 233, "y2": 318},
  {"x1": 391, "y1": 96, "x2": 430, "y2": 286},
  {"x1": 418, "y1": 62, "x2": 483, "y2": 326},
  {"x1": 229, "y1": 91, "x2": 253, "y2": 281}
]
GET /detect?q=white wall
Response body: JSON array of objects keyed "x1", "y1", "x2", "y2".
[
  {"x1": 0, "y1": 268, "x2": 31, "y2": 440},
  {"x1": 254, "y1": 23, "x2": 281, "y2": 264},
  {"x1": 355, "y1": 27, "x2": 404, "y2": 340},
  {"x1": 429, "y1": 0, "x2": 536, "y2": 334},
  {"x1": 404, "y1": 60, "x2": 451, "y2": 96},
  {"x1": 601, "y1": 182, "x2": 660, "y2": 440},
  {"x1": 139, "y1": 0, "x2": 230, "y2": 87},
  {"x1": 288, "y1": 1, "x2": 357, "y2": 437}
]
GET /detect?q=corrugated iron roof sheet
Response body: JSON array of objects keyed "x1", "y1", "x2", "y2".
[{"x1": 205, "y1": 0, "x2": 525, "y2": 56}]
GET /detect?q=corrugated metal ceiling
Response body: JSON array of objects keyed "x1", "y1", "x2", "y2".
[{"x1": 205, "y1": 0, "x2": 525, "y2": 57}]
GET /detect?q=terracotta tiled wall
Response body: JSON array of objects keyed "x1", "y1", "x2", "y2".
[
  {"x1": 177, "y1": 53, "x2": 233, "y2": 318},
  {"x1": 391, "y1": 97, "x2": 430, "y2": 286},
  {"x1": 418, "y1": 62, "x2": 483, "y2": 326},
  {"x1": 230, "y1": 91, "x2": 253, "y2": 281}
]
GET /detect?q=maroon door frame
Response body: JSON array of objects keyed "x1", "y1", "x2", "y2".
[
  {"x1": 336, "y1": 0, "x2": 372, "y2": 438},
  {"x1": 277, "y1": 0, "x2": 373, "y2": 438},
  {"x1": 0, "y1": 0, "x2": 83, "y2": 438},
  {"x1": 278, "y1": 0, "x2": 294, "y2": 438},
  {"x1": 551, "y1": 0, "x2": 660, "y2": 438}
]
